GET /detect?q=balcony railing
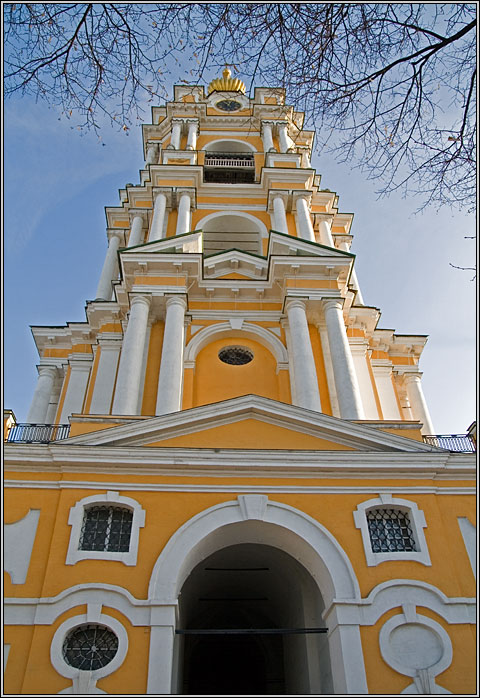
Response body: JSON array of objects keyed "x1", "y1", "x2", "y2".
[
  {"x1": 6, "y1": 423, "x2": 71, "y2": 444},
  {"x1": 422, "y1": 434, "x2": 476, "y2": 452},
  {"x1": 204, "y1": 152, "x2": 255, "y2": 168}
]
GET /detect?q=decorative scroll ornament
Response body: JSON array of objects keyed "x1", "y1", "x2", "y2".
[{"x1": 208, "y1": 68, "x2": 246, "y2": 95}]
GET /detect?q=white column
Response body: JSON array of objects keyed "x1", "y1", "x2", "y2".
[
  {"x1": 323, "y1": 300, "x2": 365, "y2": 419},
  {"x1": 349, "y1": 341, "x2": 379, "y2": 419},
  {"x1": 95, "y1": 234, "x2": 121, "y2": 301},
  {"x1": 112, "y1": 295, "x2": 151, "y2": 415},
  {"x1": 370, "y1": 361, "x2": 401, "y2": 420},
  {"x1": 89, "y1": 339, "x2": 122, "y2": 414},
  {"x1": 261, "y1": 121, "x2": 276, "y2": 152},
  {"x1": 318, "y1": 217, "x2": 335, "y2": 247},
  {"x1": 404, "y1": 373, "x2": 435, "y2": 435},
  {"x1": 128, "y1": 212, "x2": 145, "y2": 247},
  {"x1": 148, "y1": 191, "x2": 168, "y2": 242},
  {"x1": 58, "y1": 358, "x2": 92, "y2": 422},
  {"x1": 294, "y1": 195, "x2": 316, "y2": 242},
  {"x1": 145, "y1": 142, "x2": 159, "y2": 165},
  {"x1": 26, "y1": 365, "x2": 57, "y2": 423},
  {"x1": 285, "y1": 299, "x2": 322, "y2": 412},
  {"x1": 337, "y1": 240, "x2": 364, "y2": 305},
  {"x1": 176, "y1": 192, "x2": 192, "y2": 236},
  {"x1": 277, "y1": 122, "x2": 291, "y2": 153},
  {"x1": 156, "y1": 296, "x2": 187, "y2": 415},
  {"x1": 185, "y1": 119, "x2": 199, "y2": 150},
  {"x1": 272, "y1": 194, "x2": 289, "y2": 234},
  {"x1": 168, "y1": 119, "x2": 183, "y2": 150},
  {"x1": 299, "y1": 147, "x2": 311, "y2": 168}
]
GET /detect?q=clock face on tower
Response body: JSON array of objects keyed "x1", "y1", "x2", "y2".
[{"x1": 215, "y1": 99, "x2": 242, "y2": 112}]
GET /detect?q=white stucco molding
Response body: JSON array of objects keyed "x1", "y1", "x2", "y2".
[
  {"x1": 4, "y1": 509, "x2": 40, "y2": 584},
  {"x1": 353, "y1": 494, "x2": 431, "y2": 566},
  {"x1": 66, "y1": 491, "x2": 145, "y2": 566},
  {"x1": 148, "y1": 495, "x2": 361, "y2": 606},
  {"x1": 51, "y1": 609, "x2": 128, "y2": 694},
  {"x1": 324, "y1": 579, "x2": 476, "y2": 629},
  {"x1": 379, "y1": 609, "x2": 453, "y2": 694},
  {"x1": 457, "y1": 517, "x2": 476, "y2": 579},
  {"x1": 184, "y1": 320, "x2": 288, "y2": 367}
]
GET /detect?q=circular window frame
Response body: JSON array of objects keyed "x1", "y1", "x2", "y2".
[
  {"x1": 51, "y1": 613, "x2": 128, "y2": 681},
  {"x1": 218, "y1": 346, "x2": 254, "y2": 365}
]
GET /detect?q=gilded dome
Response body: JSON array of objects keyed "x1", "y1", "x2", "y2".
[{"x1": 208, "y1": 68, "x2": 246, "y2": 95}]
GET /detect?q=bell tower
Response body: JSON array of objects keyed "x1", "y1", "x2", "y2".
[
  {"x1": 4, "y1": 71, "x2": 475, "y2": 697},
  {"x1": 22, "y1": 69, "x2": 435, "y2": 435}
]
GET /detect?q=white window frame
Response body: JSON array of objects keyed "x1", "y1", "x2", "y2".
[
  {"x1": 353, "y1": 494, "x2": 431, "y2": 567},
  {"x1": 66, "y1": 491, "x2": 145, "y2": 566}
]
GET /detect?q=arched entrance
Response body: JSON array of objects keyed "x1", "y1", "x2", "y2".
[
  {"x1": 178, "y1": 542, "x2": 330, "y2": 694},
  {"x1": 147, "y1": 496, "x2": 367, "y2": 695}
]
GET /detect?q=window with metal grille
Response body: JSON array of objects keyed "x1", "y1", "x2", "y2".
[
  {"x1": 79, "y1": 506, "x2": 133, "y2": 552},
  {"x1": 62, "y1": 624, "x2": 118, "y2": 671},
  {"x1": 366, "y1": 508, "x2": 417, "y2": 553},
  {"x1": 218, "y1": 346, "x2": 254, "y2": 365}
]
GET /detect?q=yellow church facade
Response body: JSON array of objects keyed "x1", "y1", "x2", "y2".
[{"x1": 4, "y1": 71, "x2": 476, "y2": 695}]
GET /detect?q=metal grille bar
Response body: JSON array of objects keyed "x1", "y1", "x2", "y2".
[
  {"x1": 422, "y1": 434, "x2": 475, "y2": 452},
  {"x1": 176, "y1": 627, "x2": 328, "y2": 635},
  {"x1": 6, "y1": 423, "x2": 71, "y2": 443}
]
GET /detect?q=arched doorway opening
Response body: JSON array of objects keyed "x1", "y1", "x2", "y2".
[{"x1": 177, "y1": 541, "x2": 332, "y2": 695}]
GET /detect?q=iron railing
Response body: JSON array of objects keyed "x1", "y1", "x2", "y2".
[
  {"x1": 422, "y1": 434, "x2": 476, "y2": 452},
  {"x1": 6, "y1": 423, "x2": 71, "y2": 443}
]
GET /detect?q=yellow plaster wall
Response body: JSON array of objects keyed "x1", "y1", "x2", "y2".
[
  {"x1": 192, "y1": 336, "x2": 283, "y2": 407},
  {"x1": 309, "y1": 324, "x2": 332, "y2": 415},
  {"x1": 147, "y1": 419, "x2": 354, "y2": 450},
  {"x1": 141, "y1": 321, "x2": 164, "y2": 415},
  {"x1": 4, "y1": 483, "x2": 475, "y2": 603}
]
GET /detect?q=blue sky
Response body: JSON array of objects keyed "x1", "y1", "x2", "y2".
[{"x1": 3, "y1": 87, "x2": 476, "y2": 434}]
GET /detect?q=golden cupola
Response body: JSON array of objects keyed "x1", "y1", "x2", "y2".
[{"x1": 208, "y1": 68, "x2": 246, "y2": 94}]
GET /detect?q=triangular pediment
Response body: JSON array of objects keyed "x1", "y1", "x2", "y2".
[
  {"x1": 64, "y1": 396, "x2": 435, "y2": 452},
  {"x1": 268, "y1": 231, "x2": 354, "y2": 258}
]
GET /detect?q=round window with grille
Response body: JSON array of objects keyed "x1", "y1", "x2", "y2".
[
  {"x1": 218, "y1": 346, "x2": 254, "y2": 365},
  {"x1": 62, "y1": 624, "x2": 118, "y2": 671}
]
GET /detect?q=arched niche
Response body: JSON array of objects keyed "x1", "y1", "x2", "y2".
[
  {"x1": 196, "y1": 211, "x2": 266, "y2": 256},
  {"x1": 203, "y1": 139, "x2": 257, "y2": 153}
]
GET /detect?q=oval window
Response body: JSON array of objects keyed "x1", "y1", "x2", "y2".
[{"x1": 218, "y1": 346, "x2": 254, "y2": 365}]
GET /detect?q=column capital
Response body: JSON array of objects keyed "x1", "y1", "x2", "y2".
[
  {"x1": 267, "y1": 189, "x2": 290, "y2": 212},
  {"x1": 184, "y1": 117, "x2": 199, "y2": 128},
  {"x1": 175, "y1": 187, "x2": 196, "y2": 210},
  {"x1": 401, "y1": 370, "x2": 424, "y2": 381},
  {"x1": 323, "y1": 298, "x2": 344, "y2": 313},
  {"x1": 129, "y1": 294, "x2": 152, "y2": 310},
  {"x1": 128, "y1": 208, "x2": 149, "y2": 224},
  {"x1": 260, "y1": 119, "x2": 274, "y2": 132},
  {"x1": 292, "y1": 190, "x2": 313, "y2": 209},
  {"x1": 171, "y1": 117, "x2": 186, "y2": 125},
  {"x1": 165, "y1": 295, "x2": 187, "y2": 311},
  {"x1": 285, "y1": 298, "x2": 307, "y2": 312},
  {"x1": 37, "y1": 364, "x2": 58, "y2": 378},
  {"x1": 146, "y1": 140, "x2": 159, "y2": 150},
  {"x1": 106, "y1": 229, "x2": 125, "y2": 244},
  {"x1": 152, "y1": 187, "x2": 173, "y2": 207}
]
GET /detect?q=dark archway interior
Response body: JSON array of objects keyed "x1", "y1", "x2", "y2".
[{"x1": 177, "y1": 542, "x2": 331, "y2": 695}]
